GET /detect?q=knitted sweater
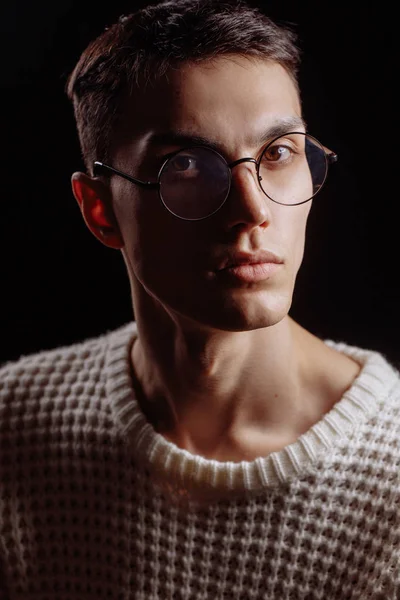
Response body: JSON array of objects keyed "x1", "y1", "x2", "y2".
[{"x1": 0, "y1": 322, "x2": 399, "y2": 600}]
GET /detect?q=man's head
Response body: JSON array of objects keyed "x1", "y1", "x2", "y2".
[
  {"x1": 68, "y1": 1, "x2": 328, "y2": 333},
  {"x1": 67, "y1": 0, "x2": 300, "y2": 174}
]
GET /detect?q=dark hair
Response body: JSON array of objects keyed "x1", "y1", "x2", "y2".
[{"x1": 66, "y1": 0, "x2": 301, "y2": 173}]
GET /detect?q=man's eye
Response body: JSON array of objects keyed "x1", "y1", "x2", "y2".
[
  {"x1": 263, "y1": 144, "x2": 292, "y2": 162},
  {"x1": 170, "y1": 156, "x2": 197, "y2": 171}
]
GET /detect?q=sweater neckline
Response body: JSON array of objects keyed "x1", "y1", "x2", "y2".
[{"x1": 105, "y1": 321, "x2": 399, "y2": 494}]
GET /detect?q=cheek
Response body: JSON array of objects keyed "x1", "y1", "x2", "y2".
[
  {"x1": 293, "y1": 204, "x2": 312, "y2": 264},
  {"x1": 113, "y1": 185, "x2": 202, "y2": 280},
  {"x1": 276, "y1": 204, "x2": 311, "y2": 266}
]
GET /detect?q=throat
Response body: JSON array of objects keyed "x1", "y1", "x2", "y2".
[{"x1": 129, "y1": 319, "x2": 362, "y2": 464}]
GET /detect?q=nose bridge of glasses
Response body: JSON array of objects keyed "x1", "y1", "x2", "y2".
[
  {"x1": 228, "y1": 156, "x2": 262, "y2": 194},
  {"x1": 228, "y1": 157, "x2": 258, "y2": 171}
]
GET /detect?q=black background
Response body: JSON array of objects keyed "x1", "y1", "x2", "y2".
[{"x1": 1, "y1": 1, "x2": 398, "y2": 365}]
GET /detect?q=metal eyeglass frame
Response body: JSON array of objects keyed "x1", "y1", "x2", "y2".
[{"x1": 93, "y1": 132, "x2": 338, "y2": 220}]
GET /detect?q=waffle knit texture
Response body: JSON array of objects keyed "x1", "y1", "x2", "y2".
[{"x1": 0, "y1": 321, "x2": 399, "y2": 600}]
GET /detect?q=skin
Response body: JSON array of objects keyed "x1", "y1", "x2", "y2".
[{"x1": 71, "y1": 57, "x2": 361, "y2": 462}]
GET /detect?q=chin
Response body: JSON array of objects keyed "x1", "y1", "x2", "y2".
[{"x1": 174, "y1": 289, "x2": 293, "y2": 333}]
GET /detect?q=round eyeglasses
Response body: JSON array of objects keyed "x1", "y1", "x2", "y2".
[{"x1": 93, "y1": 132, "x2": 337, "y2": 221}]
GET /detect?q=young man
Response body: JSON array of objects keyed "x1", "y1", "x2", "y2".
[{"x1": 1, "y1": 1, "x2": 399, "y2": 598}]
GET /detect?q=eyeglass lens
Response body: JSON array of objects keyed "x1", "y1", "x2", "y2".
[
  {"x1": 160, "y1": 147, "x2": 230, "y2": 220},
  {"x1": 159, "y1": 133, "x2": 328, "y2": 220}
]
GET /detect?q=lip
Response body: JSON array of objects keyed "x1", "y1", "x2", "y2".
[
  {"x1": 220, "y1": 262, "x2": 282, "y2": 283},
  {"x1": 217, "y1": 250, "x2": 283, "y2": 270},
  {"x1": 215, "y1": 251, "x2": 284, "y2": 283}
]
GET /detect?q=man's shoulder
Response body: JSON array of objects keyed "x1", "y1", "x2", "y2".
[
  {"x1": 2, "y1": 330, "x2": 101, "y2": 375},
  {"x1": 0, "y1": 323, "x2": 132, "y2": 402}
]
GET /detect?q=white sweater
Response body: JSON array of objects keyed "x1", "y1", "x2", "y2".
[{"x1": 0, "y1": 321, "x2": 399, "y2": 599}]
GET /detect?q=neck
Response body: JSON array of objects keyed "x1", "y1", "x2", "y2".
[{"x1": 130, "y1": 296, "x2": 337, "y2": 460}]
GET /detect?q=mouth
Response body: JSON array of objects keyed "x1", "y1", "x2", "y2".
[
  {"x1": 219, "y1": 262, "x2": 282, "y2": 283},
  {"x1": 215, "y1": 251, "x2": 284, "y2": 284}
]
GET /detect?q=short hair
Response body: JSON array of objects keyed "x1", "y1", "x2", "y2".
[{"x1": 66, "y1": 0, "x2": 301, "y2": 174}]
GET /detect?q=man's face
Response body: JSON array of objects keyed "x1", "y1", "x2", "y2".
[{"x1": 110, "y1": 57, "x2": 311, "y2": 331}]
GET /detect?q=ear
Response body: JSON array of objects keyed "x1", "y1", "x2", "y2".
[{"x1": 71, "y1": 172, "x2": 124, "y2": 249}]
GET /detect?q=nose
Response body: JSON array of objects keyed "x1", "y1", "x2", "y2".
[{"x1": 222, "y1": 158, "x2": 271, "y2": 231}]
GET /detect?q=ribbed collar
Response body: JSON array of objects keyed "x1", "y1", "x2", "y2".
[{"x1": 105, "y1": 321, "x2": 399, "y2": 494}]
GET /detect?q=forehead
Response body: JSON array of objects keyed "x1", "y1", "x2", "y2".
[{"x1": 113, "y1": 57, "x2": 303, "y2": 161}]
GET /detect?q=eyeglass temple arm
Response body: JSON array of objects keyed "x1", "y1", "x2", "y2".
[
  {"x1": 323, "y1": 147, "x2": 338, "y2": 164},
  {"x1": 93, "y1": 161, "x2": 159, "y2": 189}
]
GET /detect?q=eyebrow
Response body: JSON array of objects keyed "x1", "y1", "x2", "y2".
[{"x1": 147, "y1": 116, "x2": 307, "y2": 152}]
